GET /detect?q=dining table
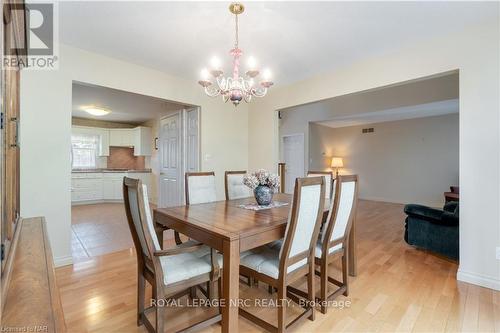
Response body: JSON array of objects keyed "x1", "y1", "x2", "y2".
[{"x1": 153, "y1": 193, "x2": 357, "y2": 333}]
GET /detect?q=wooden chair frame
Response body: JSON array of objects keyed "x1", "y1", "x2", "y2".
[
  {"x1": 289, "y1": 175, "x2": 358, "y2": 314},
  {"x1": 239, "y1": 177, "x2": 326, "y2": 333},
  {"x1": 307, "y1": 171, "x2": 334, "y2": 199},
  {"x1": 123, "y1": 177, "x2": 221, "y2": 333}
]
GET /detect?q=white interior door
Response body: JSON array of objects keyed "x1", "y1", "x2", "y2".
[
  {"x1": 159, "y1": 112, "x2": 182, "y2": 208},
  {"x1": 283, "y1": 134, "x2": 305, "y2": 194}
]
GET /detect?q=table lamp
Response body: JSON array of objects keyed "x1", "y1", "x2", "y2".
[{"x1": 331, "y1": 157, "x2": 344, "y2": 177}]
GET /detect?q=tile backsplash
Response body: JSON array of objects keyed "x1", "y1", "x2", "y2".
[{"x1": 107, "y1": 147, "x2": 145, "y2": 169}]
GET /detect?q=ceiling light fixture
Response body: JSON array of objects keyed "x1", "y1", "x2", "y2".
[
  {"x1": 84, "y1": 107, "x2": 111, "y2": 116},
  {"x1": 198, "y1": 2, "x2": 273, "y2": 106}
]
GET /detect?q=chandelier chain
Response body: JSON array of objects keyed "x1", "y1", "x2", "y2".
[{"x1": 234, "y1": 13, "x2": 239, "y2": 49}]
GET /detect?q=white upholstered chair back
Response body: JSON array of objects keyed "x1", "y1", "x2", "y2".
[
  {"x1": 322, "y1": 175, "x2": 358, "y2": 244},
  {"x1": 225, "y1": 171, "x2": 252, "y2": 200},
  {"x1": 186, "y1": 172, "x2": 217, "y2": 205},
  {"x1": 124, "y1": 179, "x2": 160, "y2": 262},
  {"x1": 307, "y1": 172, "x2": 333, "y2": 199},
  {"x1": 280, "y1": 177, "x2": 325, "y2": 263}
]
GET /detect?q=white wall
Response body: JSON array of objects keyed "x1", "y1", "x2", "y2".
[
  {"x1": 20, "y1": 44, "x2": 249, "y2": 266},
  {"x1": 248, "y1": 21, "x2": 500, "y2": 290},
  {"x1": 278, "y1": 73, "x2": 458, "y2": 173},
  {"x1": 309, "y1": 114, "x2": 459, "y2": 207}
]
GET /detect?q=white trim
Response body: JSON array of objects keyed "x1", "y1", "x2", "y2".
[
  {"x1": 54, "y1": 255, "x2": 73, "y2": 268},
  {"x1": 281, "y1": 133, "x2": 305, "y2": 194},
  {"x1": 71, "y1": 199, "x2": 123, "y2": 206},
  {"x1": 457, "y1": 269, "x2": 500, "y2": 291},
  {"x1": 359, "y1": 195, "x2": 443, "y2": 209}
]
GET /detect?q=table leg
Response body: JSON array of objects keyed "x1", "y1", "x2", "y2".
[
  {"x1": 348, "y1": 216, "x2": 357, "y2": 277},
  {"x1": 154, "y1": 221, "x2": 164, "y2": 246},
  {"x1": 222, "y1": 239, "x2": 239, "y2": 333}
]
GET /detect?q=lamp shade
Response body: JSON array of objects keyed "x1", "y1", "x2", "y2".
[{"x1": 331, "y1": 157, "x2": 344, "y2": 168}]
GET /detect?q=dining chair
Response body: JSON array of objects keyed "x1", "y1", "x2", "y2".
[
  {"x1": 239, "y1": 176, "x2": 326, "y2": 333},
  {"x1": 224, "y1": 170, "x2": 252, "y2": 200},
  {"x1": 173, "y1": 172, "x2": 218, "y2": 245},
  {"x1": 307, "y1": 171, "x2": 333, "y2": 200},
  {"x1": 123, "y1": 177, "x2": 222, "y2": 332},
  {"x1": 224, "y1": 170, "x2": 256, "y2": 286},
  {"x1": 289, "y1": 175, "x2": 358, "y2": 314}
]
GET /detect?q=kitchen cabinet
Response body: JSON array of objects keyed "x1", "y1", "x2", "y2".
[
  {"x1": 109, "y1": 129, "x2": 134, "y2": 147},
  {"x1": 98, "y1": 129, "x2": 110, "y2": 156},
  {"x1": 72, "y1": 126, "x2": 151, "y2": 156},
  {"x1": 102, "y1": 173, "x2": 127, "y2": 200},
  {"x1": 71, "y1": 173, "x2": 103, "y2": 202},
  {"x1": 72, "y1": 172, "x2": 151, "y2": 204},
  {"x1": 133, "y1": 126, "x2": 152, "y2": 156}
]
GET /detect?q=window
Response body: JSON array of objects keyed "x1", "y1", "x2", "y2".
[{"x1": 71, "y1": 134, "x2": 99, "y2": 169}]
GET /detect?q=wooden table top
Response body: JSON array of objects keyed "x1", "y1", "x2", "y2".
[{"x1": 154, "y1": 193, "x2": 330, "y2": 241}]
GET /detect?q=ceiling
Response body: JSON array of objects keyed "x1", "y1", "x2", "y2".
[
  {"x1": 72, "y1": 82, "x2": 189, "y2": 124},
  {"x1": 316, "y1": 99, "x2": 458, "y2": 129},
  {"x1": 60, "y1": 1, "x2": 497, "y2": 86}
]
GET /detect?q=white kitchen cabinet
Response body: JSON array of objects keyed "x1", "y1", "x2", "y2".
[
  {"x1": 102, "y1": 178, "x2": 114, "y2": 199},
  {"x1": 103, "y1": 173, "x2": 127, "y2": 200},
  {"x1": 109, "y1": 129, "x2": 134, "y2": 147},
  {"x1": 71, "y1": 173, "x2": 103, "y2": 203},
  {"x1": 133, "y1": 126, "x2": 152, "y2": 156},
  {"x1": 72, "y1": 172, "x2": 151, "y2": 204},
  {"x1": 98, "y1": 129, "x2": 110, "y2": 156}
]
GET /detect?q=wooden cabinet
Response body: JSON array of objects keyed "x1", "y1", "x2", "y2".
[
  {"x1": 2, "y1": 217, "x2": 66, "y2": 332},
  {"x1": 2, "y1": 0, "x2": 26, "y2": 282}
]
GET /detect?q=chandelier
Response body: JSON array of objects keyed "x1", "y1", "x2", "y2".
[{"x1": 198, "y1": 3, "x2": 273, "y2": 106}]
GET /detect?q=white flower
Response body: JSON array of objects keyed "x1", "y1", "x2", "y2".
[
  {"x1": 243, "y1": 170, "x2": 280, "y2": 191},
  {"x1": 243, "y1": 174, "x2": 259, "y2": 189}
]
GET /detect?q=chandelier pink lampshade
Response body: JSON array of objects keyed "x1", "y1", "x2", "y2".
[{"x1": 198, "y1": 3, "x2": 274, "y2": 106}]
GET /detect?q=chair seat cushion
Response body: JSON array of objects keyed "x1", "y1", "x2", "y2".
[
  {"x1": 315, "y1": 241, "x2": 342, "y2": 258},
  {"x1": 160, "y1": 252, "x2": 212, "y2": 286},
  {"x1": 267, "y1": 238, "x2": 342, "y2": 258},
  {"x1": 159, "y1": 245, "x2": 223, "y2": 286},
  {"x1": 240, "y1": 246, "x2": 307, "y2": 279},
  {"x1": 179, "y1": 240, "x2": 211, "y2": 257}
]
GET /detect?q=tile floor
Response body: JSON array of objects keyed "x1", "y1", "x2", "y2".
[{"x1": 71, "y1": 202, "x2": 164, "y2": 261}]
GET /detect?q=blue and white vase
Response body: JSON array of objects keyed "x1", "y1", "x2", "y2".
[{"x1": 254, "y1": 185, "x2": 273, "y2": 206}]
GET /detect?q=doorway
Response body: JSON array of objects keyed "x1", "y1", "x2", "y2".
[
  {"x1": 282, "y1": 134, "x2": 305, "y2": 194},
  {"x1": 158, "y1": 107, "x2": 200, "y2": 208}
]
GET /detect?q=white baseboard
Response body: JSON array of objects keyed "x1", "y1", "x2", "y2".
[
  {"x1": 54, "y1": 255, "x2": 73, "y2": 268},
  {"x1": 71, "y1": 199, "x2": 123, "y2": 206},
  {"x1": 457, "y1": 269, "x2": 500, "y2": 291},
  {"x1": 359, "y1": 195, "x2": 442, "y2": 208}
]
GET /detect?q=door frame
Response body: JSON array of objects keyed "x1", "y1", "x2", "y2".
[
  {"x1": 281, "y1": 133, "x2": 305, "y2": 194},
  {"x1": 182, "y1": 107, "x2": 201, "y2": 176},
  {"x1": 158, "y1": 107, "x2": 201, "y2": 207}
]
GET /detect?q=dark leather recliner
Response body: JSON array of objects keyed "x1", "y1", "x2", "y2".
[{"x1": 404, "y1": 201, "x2": 459, "y2": 260}]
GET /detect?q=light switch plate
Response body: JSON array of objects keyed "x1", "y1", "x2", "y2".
[{"x1": 496, "y1": 247, "x2": 500, "y2": 260}]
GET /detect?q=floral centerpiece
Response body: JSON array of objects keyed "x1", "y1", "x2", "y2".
[{"x1": 243, "y1": 169, "x2": 280, "y2": 206}]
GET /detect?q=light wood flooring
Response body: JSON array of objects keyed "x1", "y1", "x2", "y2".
[
  {"x1": 72, "y1": 203, "x2": 152, "y2": 261},
  {"x1": 58, "y1": 200, "x2": 500, "y2": 332}
]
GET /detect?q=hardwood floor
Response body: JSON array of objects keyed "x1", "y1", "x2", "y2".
[{"x1": 57, "y1": 200, "x2": 500, "y2": 332}]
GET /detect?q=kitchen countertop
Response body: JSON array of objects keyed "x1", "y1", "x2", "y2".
[{"x1": 72, "y1": 168, "x2": 152, "y2": 173}]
